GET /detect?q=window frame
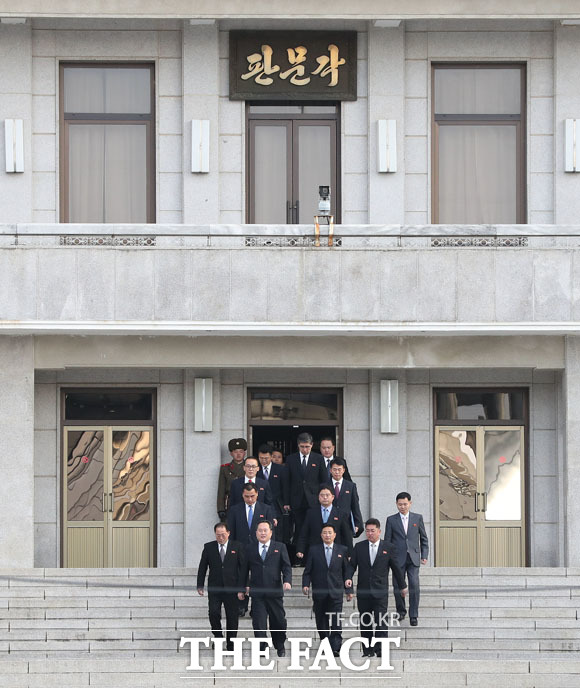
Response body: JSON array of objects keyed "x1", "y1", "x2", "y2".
[
  {"x1": 431, "y1": 63, "x2": 527, "y2": 225},
  {"x1": 246, "y1": 101, "x2": 341, "y2": 223},
  {"x1": 59, "y1": 62, "x2": 156, "y2": 224}
]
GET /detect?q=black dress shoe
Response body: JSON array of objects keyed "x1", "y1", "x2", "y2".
[
  {"x1": 333, "y1": 650, "x2": 340, "y2": 657},
  {"x1": 277, "y1": 647, "x2": 286, "y2": 657},
  {"x1": 238, "y1": 610, "x2": 246, "y2": 617},
  {"x1": 410, "y1": 617, "x2": 418, "y2": 626},
  {"x1": 362, "y1": 647, "x2": 375, "y2": 657},
  {"x1": 397, "y1": 611, "x2": 406, "y2": 621},
  {"x1": 375, "y1": 648, "x2": 382, "y2": 658},
  {"x1": 226, "y1": 641, "x2": 234, "y2": 651}
]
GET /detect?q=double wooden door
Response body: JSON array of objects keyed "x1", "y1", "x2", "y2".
[
  {"x1": 63, "y1": 426, "x2": 154, "y2": 567},
  {"x1": 435, "y1": 426, "x2": 525, "y2": 567}
]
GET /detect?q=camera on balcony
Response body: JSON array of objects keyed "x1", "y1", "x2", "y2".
[{"x1": 318, "y1": 185, "x2": 331, "y2": 216}]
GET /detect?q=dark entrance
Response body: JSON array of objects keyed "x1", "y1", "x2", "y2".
[{"x1": 248, "y1": 388, "x2": 342, "y2": 459}]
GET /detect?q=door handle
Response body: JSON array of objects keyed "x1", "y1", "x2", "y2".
[
  {"x1": 102, "y1": 493, "x2": 107, "y2": 512},
  {"x1": 474, "y1": 492, "x2": 480, "y2": 513},
  {"x1": 287, "y1": 201, "x2": 293, "y2": 224},
  {"x1": 109, "y1": 492, "x2": 114, "y2": 513},
  {"x1": 295, "y1": 200, "x2": 299, "y2": 223},
  {"x1": 482, "y1": 492, "x2": 487, "y2": 512}
]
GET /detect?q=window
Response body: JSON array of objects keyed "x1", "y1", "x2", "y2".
[
  {"x1": 432, "y1": 64, "x2": 525, "y2": 224},
  {"x1": 247, "y1": 103, "x2": 339, "y2": 223},
  {"x1": 60, "y1": 63, "x2": 155, "y2": 223}
]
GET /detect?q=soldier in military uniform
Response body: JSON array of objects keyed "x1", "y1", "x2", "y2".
[{"x1": 217, "y1": 438, "x2": 247, "y2": 520}]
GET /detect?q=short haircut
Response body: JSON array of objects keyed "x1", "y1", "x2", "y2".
[
  {"x1": 244, "y1": 456, "x2": 259, "y2": 466},
  {"x1": 396, "y1": 491, "x2": 411, "y2": 501},
  {"x1": 214, "y1": 522, "x2": 229, "y2": 532},
  {"x1": 255, "y1": 519, "x2": 273, "y2": 531},
  {"x1": 321, "y1": 523, "x2": 336, "y2": 533},
  {"x1": 258, "y1": 444, "x2": 274, "y2": 455},
  {"x1": 318, "y1": 484, "x2": 334, "y2": 495},
  {"x1": 320, "y1": 436, "x2": 335, "y2": 445},
  {"x1": 365, "y1": 518, "x2": 381, "y2": 529},
  {"x1": 242, "y1": 482, "x2": 258, "y2": 493},
  {"x1": 297, "y1": 432, "x2": 313, "y2": 444},
  {"x1": 330, "y1": 457, "x2": 346, "y2": 468}
]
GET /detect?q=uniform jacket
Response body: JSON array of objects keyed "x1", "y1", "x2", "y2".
[
  {"x1": 196, "y1": 538, "x2": 246, "y2": 594},
  {"x1": 226, "y1": 502, "x2": 276, "y2": 544},
  {"x1": 216, "y1": 460, "x2": 245, "y2": 513},
  {"x1": 302, "y1": 542, "x2": 350, "y2": 600},
  {"x1": 228, "y1": 476, "x2": 273, "y2": 507},
  {"x1": 385, "y1": 512, "x2": 429, "y2": 567},
  {"x1": 243, "y1": 540, "x2": 292, "y2": 597},
  {"x1": 347, "y1": 538, "x2": 406, "y2": 598}
]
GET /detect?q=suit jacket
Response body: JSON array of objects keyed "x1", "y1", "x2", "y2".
[
  {"x1": 227, "y1": 502, "x2": 276, "y2": 544},
  {"x1": 332, "y1": 479, "x2": 364, "y2": 536},
  {"x1": 216, "y1": 460, "x2": 245, "y2": 513},
  {"x1": 385, "y1": 512, "x2": 429, "y2": 568},
  {"x1": 296, "y1": 505, "x2": 352, "y2": 554},
  {"x1": 228, "y1": 476, "x2": 272, "y2": 508},
  {"x1": 196, "y1": 539, "x2": 246, "y2": 594},
  {"x1": 258, "y1": 463, "x2": 285, "y2": 514},
  {"x1": 321, "y1": 455, "x2": 352, "y2": 482},
  {"x1": 347, "y1": 538, "x2": 405, "y2": 598},
  {"x1": 283, "y1": 451, "x2": 327, "y2": 510},
  {"x1": 302, "y1": 542, "x2": 349, "y2": 600},
  {"x1": 243, "y1": 540, "x2": 292, "y2": 597}
]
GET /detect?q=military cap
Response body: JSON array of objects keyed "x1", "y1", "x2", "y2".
[{"x1": 228, "y1": 437, "x2": 247, "y2": 451}]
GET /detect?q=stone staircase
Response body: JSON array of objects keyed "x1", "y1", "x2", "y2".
[{"x1": 0, "y1": 567, "x2": 578, "y2": 686}]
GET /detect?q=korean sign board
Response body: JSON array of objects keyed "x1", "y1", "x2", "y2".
[{"x1": 229, "y1": 31, "x2": 357, "y2": 100}]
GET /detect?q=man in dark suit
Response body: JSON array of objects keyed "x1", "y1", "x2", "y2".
[
  {"x1": 302, "y1": 524, "x2": 350, "y2": 656},
  {"x1": 257, "y1": 444, "x2": 290, "y2": 544},
  {"x1": 283, "y1": 432, "x2": 327, "y2": 564},
  {"x1": 295, "y1": 485, "x2": 352, "y2": 560},
  {"x1": 229, "y1": 456, "x2": 273, "y2": 507},
  {"x1": 319, "y1": 437, "x2": 352, "y2": 482},
  {"x1": 346, "y1": 518, "x2": 407, "y2": 657},
  {"x1": 196, "y1": 522, "x2": 246, "y2": 650},
  {"x1": 385, "y1": 491, "x2": 429, "y2": 627},
  {"x1": 240, "y1": 519, "x2": 292, "y2": 657},
  {"x1": 227, "y1": 483, "x2": 277, "y2": 545},
  {"x1": 227, "y1": 482, "x2": 276, "y2": 617},
  {"x1": 329, "y1": 458, "x2": 364, "y2": 543}
]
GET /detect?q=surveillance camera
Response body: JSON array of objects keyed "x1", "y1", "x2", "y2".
[{"x1": 318, "y1": 185, "x2": 331, "y2": 215}]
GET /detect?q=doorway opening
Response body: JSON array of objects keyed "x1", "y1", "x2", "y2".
[{"x1": 248, "y1": 388, "x2": 342, "y2": 457}]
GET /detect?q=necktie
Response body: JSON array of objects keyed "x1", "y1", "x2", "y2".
[
  {"x1": 334, "y1": 482, "x2": 340, "y2": 501},
  {"x1": 325, "y1": 546, "x2": 332, "y2": 566},
  {"x1": 322, "y1": 507, "x2": 329, "y2": 523},
  {"x1": 248, "y1": 505, "x2": 253, "y2": 527},
  {"x1": 220, "y1": 544, "x2": 225, "y2": 562},
  {"x1": 403, "y1": 515, "x2": 408, "y2": 534},
  {"x1": 261, "y1": 544, "x2": 267, "y2": 561},
  {"x1": 301, "y1": 455, "x2": 307, "y2": 472},
  {"x1": 370, "y1": 543, "x2": 376, "y2": 565},
  {"x1": 263, "y1": 467, "x2": 269, "y2": 480}
]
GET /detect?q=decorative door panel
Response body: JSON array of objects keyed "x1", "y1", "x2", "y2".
[
  {"x1": 63, "y1": 427, "x2": 154, "y2": 568},
  {"x1": 435, "y1": 426, "x2": 525, "y2": 567}
]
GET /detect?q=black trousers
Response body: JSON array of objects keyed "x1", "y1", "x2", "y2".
[
  {"x1": 312, "y1": 595, "x2": 343, "y2": 652},
  {"x1": 357, "y1": 594, "x2": 389, "y2": 642},
  {"x1": 394, "y1": 554, "x2": 420, "y2": 618},
  {"x1": 208, "y1": 591, "x2": 239, "y2": 641},
  {"x1": 250, "y1": 594, "x2": 287, "y2": 650}
]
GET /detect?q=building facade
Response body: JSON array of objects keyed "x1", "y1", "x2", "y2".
[{"x1": 1, "y1": 1, "x2": 580, "y2": 571}]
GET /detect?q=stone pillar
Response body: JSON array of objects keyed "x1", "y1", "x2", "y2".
[
  {"x1": 564, "y1": 336, "x2": 580, "y2": 566},
  {"x1": 367, "y1": 25, "x2": 405, "y2": 224},
  {"x1": 182, "y1": 23, "x2": 220, "y2": 224},
  {"x1": 0, "y1": 337, "x2": 34, "y2": 566},
  {"x1": 183, "y1": 368, "x2": 222, "y2": 566},
  {"x1": 0, "y1": 23, "x2": 32, "y2": 223}
]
